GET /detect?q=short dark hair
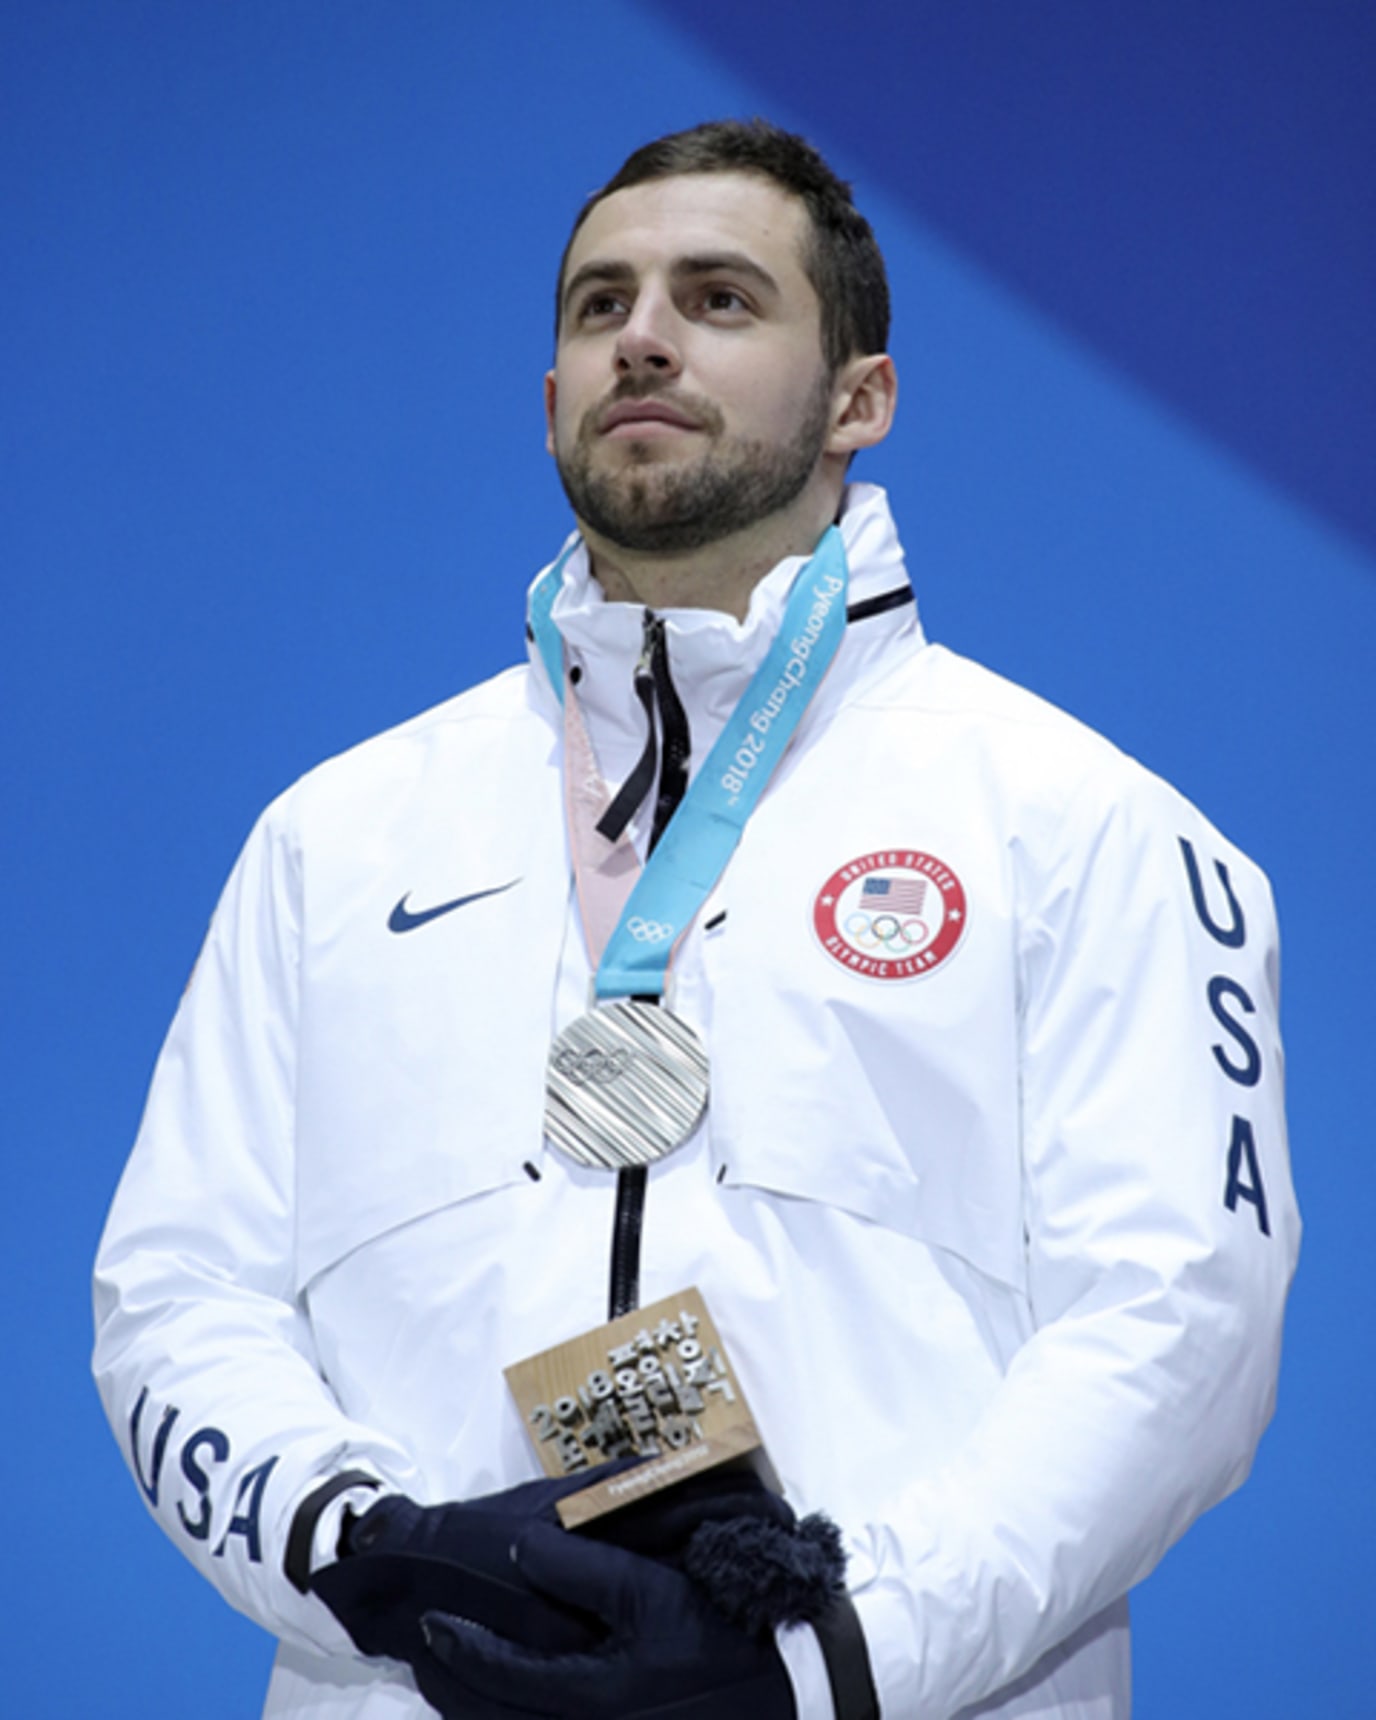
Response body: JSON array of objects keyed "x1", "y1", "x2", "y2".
[{"x1": 556, "y1": 119, "x2": 890, "y2": 372}]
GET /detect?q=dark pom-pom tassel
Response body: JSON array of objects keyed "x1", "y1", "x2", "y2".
[{"x1": 683, "y1": 1511, "x2": 847, "y2": 1636}]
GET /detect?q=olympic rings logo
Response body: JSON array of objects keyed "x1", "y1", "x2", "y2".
[
  {"x1": 843, "y1": 912, "x2": 931, "y2": 953},
  {"x1": 626, "y1": 917, "x2": 673, "y2": 943},
  {"x1": 552, "y1": 1047, "x2": 632, "y2": 1086}
]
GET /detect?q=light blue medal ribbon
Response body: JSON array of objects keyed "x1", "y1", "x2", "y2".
[
  {"x1": 530, "y1": 525, "x2": 850, "y2": 999},
  {"x1": 532, "y1": 527, "x2": 849, "y2": 1170}
]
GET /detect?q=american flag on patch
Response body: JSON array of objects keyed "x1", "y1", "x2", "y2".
[{"x1": 859, "y1": 875, "x2": 928, "y2": 914}]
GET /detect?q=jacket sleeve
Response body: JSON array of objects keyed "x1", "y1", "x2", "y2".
[
  {"x1": 92, "y1": 794, "x2": 423, "y2": 1657},
  {"x1": 851, "y1": 761, "x2": 1299, "y2": 1718}
]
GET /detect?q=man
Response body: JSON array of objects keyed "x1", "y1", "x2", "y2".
[{"x1": 94, "y1": 120, "x2": 1297, "y2": 1719}]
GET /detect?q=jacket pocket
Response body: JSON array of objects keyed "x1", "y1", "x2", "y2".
[
  {"x1": 710, "y1": 1000, "x2": 1028, "y2": 1292},
  {"x1": 704, "y1": 823, "x2": 1027, "y2": 1293},
  {"x1": 292, "y1": 871, "x2": 568, "y2": 1292}
]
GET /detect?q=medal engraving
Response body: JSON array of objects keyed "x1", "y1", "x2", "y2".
[{"x1": 545, "y1": 1000, "x2": 708, "y2": 1169}]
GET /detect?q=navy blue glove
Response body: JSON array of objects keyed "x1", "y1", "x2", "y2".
[
  {"x1": 309, "y1": 1471, "x2": 618, "y2": 1666},
  {"x1": 594, "y1": 1469, "x2": 845, "y2": 1638},
  {"x1": 308, "y1": 1462, "x2": 803, "y2": 1678},
  {"x1": 586, "y1": 1462, "x2": 796, "y2": 1564},
  {"x1": 417, "y1": 1518, "x2": 797, "y2": 1720}
]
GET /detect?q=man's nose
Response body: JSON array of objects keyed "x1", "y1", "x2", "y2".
[{"x1": 613, "y1": 292, "x2": 682, "y2": 379}]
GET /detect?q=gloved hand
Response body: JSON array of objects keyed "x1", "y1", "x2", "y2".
[
  {"x1": 595, "y1": 1466, "x2": 845, "y2": 1636},
  {"x1": 586, "y1": 1461, "x2": 796, "y2": 1561},
  {"x1": 308, "y1": 1461, "x2": 803, "y2": 1675},
  {"x1": 416, "y1": 1518, "x2": 798, "y2": 1720},
  {"x1": 309, "y1": 1470, "x2": 620, "y2": 1666}
]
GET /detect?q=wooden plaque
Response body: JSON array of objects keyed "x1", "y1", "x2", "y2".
[{"x1": 503, "y1": 1287, "x2": 772, "y2": 1527}]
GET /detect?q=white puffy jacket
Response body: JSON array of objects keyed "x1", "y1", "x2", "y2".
[{"x1": 93, "y1": 485, "x2": 1298, "y2": 1718}]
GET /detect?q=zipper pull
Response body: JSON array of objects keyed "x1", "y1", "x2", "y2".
[
  {"x1": 596, "y1": 611, "x2": 662, "y2": 845},
  {"x1": 636, "y1": 609, "x2": 662, "y2": 683}
]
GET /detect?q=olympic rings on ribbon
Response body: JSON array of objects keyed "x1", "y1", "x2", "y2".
[{"x1": 626, "y1": 916, "x2": 674, "y2": 943}]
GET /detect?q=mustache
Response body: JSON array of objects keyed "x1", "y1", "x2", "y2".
[{"x1": 583, "y1": 379, "x2": 725, "y2": 437}]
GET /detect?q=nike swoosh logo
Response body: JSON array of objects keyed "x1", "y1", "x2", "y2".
[{"x1": 387, "y1": 878, "x2": 521, "y2": 934}]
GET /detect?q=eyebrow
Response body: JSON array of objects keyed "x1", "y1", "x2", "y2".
[{"x1": 561, "y1": 251, "x2": 781, "y2": 320}]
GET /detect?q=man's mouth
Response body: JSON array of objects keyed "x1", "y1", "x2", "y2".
[{"x1": 598, "y1": 397, "x2": 703, "y2": 436}]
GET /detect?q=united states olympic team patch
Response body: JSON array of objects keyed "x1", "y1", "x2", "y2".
[{"x1": 813, "y1": 850, "x2": 968, "y2": 980}]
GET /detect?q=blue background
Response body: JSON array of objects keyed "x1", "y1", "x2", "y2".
[{"x1": 4, "y1": 2, "x2": 1371, "y2": 1713}]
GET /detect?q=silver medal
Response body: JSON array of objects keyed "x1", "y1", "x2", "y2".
[{"x1": 545, "y1": 999, "x2": 709, "y2": 1170}]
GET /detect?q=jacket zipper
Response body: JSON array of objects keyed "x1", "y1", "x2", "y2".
[{"x1": 606, "y1": 612, "x2": 690, "y2": 1321}]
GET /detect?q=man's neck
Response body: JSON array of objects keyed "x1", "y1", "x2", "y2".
[{"x1": 581, "y1": 480, "x2": 843, "y2": 622}]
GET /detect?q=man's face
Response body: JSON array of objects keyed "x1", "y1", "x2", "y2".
[{"x1": 546, "y1": 172, "x2": 837, "y2": 557}]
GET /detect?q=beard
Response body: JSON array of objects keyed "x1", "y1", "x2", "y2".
[{"x1": 554, "y1": 370, "x2": 835, "y2": 556}]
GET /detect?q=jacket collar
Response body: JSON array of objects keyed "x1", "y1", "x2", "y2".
[{"x1": 528, "y1": 483, "x2": 925, "y2": 795}]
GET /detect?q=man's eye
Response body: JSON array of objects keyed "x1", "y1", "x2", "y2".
[
  {"x1": 703, "y1": 287, "x2": 748, "y2": 313},
  {"x1": 579, "y1": 294, "x2": 626, "y2": 322}
]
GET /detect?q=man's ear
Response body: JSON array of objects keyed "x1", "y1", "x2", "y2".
[
  {"x1": 543, "y1": 371, "x2": 557, "y2": 457},
  {"x1": 826, "y1": 354, "x2": 898, "y2": 457}
]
